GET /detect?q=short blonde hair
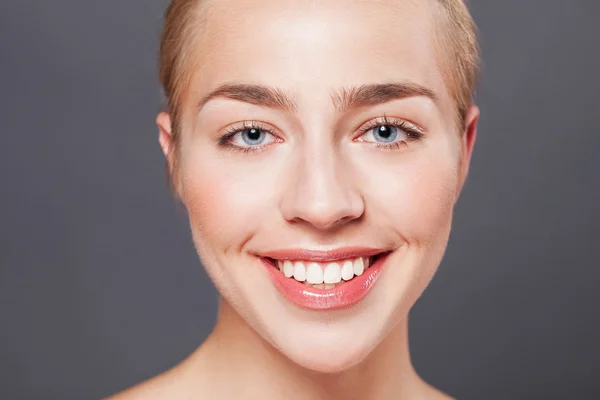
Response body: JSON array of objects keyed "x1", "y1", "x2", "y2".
[
  {"x1": 158, "y1": 0, "x2": 480, "y2": 191},
  {"x1": 435, "y1": 0, "x2": 480, "y2": 126}
]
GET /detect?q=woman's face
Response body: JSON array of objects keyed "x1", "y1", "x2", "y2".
[{"x1": 160, "y1": 0, "x2": 477, "y2": 372}]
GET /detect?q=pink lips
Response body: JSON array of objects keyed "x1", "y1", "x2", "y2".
[{"x1": 260, "y1": 248, "x2": 391, "y2": 311}]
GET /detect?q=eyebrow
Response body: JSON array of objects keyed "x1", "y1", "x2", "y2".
[{"x1": 196, "y1": 82, "x2": 437, "y2": 114}]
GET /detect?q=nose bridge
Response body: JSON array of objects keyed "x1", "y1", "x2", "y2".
[{"x1": 280, "y1": 134, "x2": 364, "y2": 230}]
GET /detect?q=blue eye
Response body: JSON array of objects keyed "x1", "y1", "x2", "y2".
[
  {"x1": 218, "y1": 121, "x2": 279, "y2": 153},
  {"x1": 370, "y1": 125, "x2": 400, "y2": 143},
  {"x1": 240, "y1": 128, "x2": 267, "y2": 145},
  {"x1": 362, "y1": 124, "x2": 408, "y2": 144},
  {"x1": 357, "y1": 117, "x2": 425, "y2": 150},
  {"x1": 218, "y1": 117, "x2": 424, "y2": 154}
]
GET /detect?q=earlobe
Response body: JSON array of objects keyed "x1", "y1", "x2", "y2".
[{"x1": 455, "y1": 105, "x2": 480, "y2": 202}]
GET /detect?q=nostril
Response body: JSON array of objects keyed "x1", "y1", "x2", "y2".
[{"x1": 326, "y1": 217, "x2": 347, "y2": 229}]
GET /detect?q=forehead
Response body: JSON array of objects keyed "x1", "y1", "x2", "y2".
[{"x1": 188, "y1": 0, "x2": 452, "y2": 119}]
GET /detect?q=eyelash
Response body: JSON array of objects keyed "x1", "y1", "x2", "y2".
[
  {"x1": 357, "y1": 115, "x2": 424, "y2": 150},
  {"x1": 217, "y1": 115, "x2": 424, "y2": 154},
  {"x1": 218, "y1": 120, "x2": 279, "y2": 154}
]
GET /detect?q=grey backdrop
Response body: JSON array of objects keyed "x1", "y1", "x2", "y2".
[{"x1": 1, "y1": 1, "x2": 599, "y2": 399}]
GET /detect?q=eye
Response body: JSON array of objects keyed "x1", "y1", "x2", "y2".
[
  {"x1": 218, "y1": 120, "x2": 281, "y2": 153},
  {"x1": 356, "y1": 116, "x2": 424, "y2": 150},
  {"x1": 230, "y1": 127, "x2": 275, "y2": 147},
  {"x1": 364, "y1": 124, "x2": 404, "y2": 143}
]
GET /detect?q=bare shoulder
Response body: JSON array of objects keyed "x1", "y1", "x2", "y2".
[
  {"x1": 410, "y1": 376, "x2": 455, "y2": 400},
  {"x1": 422, "y1": 383, "x2": 455, "y2": 400},
  {"x1": 104, "y1": 340, "x2": 218, "y2": 399},
  {"x1": 104, "y1": 360, "x2": 207, "y2": 400},
  {"x1": 104, "y1": 368, "x2": 183, "y2": 400}
]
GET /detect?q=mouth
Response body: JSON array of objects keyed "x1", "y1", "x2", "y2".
[
  {"x1": 259, "y1": 250, "x2": 393, "y2": 311},
  {"x1": 262, "y1": 253, "x2": 388, "y2": 289}
]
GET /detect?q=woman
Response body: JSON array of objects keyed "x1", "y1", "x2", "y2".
[{"x1": 111, "y1": 0, "x2": 480, "y2": 398}]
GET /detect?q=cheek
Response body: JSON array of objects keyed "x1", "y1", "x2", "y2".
[
  {"x1": 180, "y1": 163, "x2": 244, "y2": 249},
  {"x1": 180, "y1": 140, "x2": 459, "y2": 249},
  {"x1": 407, "y1": 156, "x2": 457, "y2": 240},
  {"x1": 178, "y1": 147, "x2": 280, "y2": 252},
  {"x1": 366, "y1": 147, "x2": 459, "y2": 246}
]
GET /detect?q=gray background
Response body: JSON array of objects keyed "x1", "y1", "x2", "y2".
[{"x1": 1, "y1": 0, "x2": 598, "y2": 399}]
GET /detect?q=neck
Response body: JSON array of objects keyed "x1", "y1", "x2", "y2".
[{"x1": 186, "y1": 298, "x2": 447, "y2": 400}]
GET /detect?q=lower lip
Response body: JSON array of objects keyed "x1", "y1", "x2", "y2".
[{"x1": 262, "y1": 253, "x2": 391, "y2": 311}]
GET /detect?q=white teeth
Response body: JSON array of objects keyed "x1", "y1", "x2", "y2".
[
  {"x1": 275, "y1": 255, "x2": 378, "y2": 286},
  {"x1": 353, "y1": 257, "x2": 365, "y2": 276},
  {"x1": 306, "y1": 263, "x2": 324, "y2": 284},
  {"x1": 293, "y1": 261, "x2": 306, "y2": 282},
  {"x1": 341, "y1": 260, "x2": 354, "y2": 281},
  {"x1": 283, "y1": 260, "x2": 294, "y2": 278},
  {"x1": 323, "y1": 262, "x2": 342, "y2": 284}
]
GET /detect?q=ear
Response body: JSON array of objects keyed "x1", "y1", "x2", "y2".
[
  {"x1": 455, "y1": 105, "x2": 479, "y2": 203},
  {"x1": 156, "y1": 112, "x2": 181, "y2": 198},
  {"x1": 156, "y1": 112, "x2": 172, "y2": 159}
]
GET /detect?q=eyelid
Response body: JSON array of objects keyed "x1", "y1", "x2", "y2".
[
  {"x1": 222, "y1": 120, "x2": 280, "y2": 136},
  {"x1": 355, "y1": 115, "x2": 425, "y2": 137},
  {"x1": 217, "y1": 114, "x2": 426, "y2": 155}
]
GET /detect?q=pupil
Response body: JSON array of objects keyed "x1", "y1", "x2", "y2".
[
  {"x1": 242, "y1": 128, "x2": 265, "y2": 145},
  {"x1": 374, "y1": 125, "x2": 397, "y2": 142},
  {"x1": 378, "y1": 126, "x2": 391, "y2": 138},
  {"x1": 247, "y1": 128, "x2": 261, "y2": 140}
]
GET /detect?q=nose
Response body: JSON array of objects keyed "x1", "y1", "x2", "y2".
[{"x1": 279, "y1": 140, "x2": 365, "y2": 231}]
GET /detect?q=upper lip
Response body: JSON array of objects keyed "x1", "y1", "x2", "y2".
[{"x1": 259, "y1": 247, "x2": 390, "y2": 262}]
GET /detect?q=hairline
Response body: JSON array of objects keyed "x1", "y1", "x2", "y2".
[{"x1": 169, "y1": 0, "x2": 474, "y2": 133}]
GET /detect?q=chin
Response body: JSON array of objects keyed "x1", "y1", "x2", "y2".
[
  {"x1": 284, "y1": 342, "x2": 371, "y2": 374},
  {"x1": 267, "y1": 322, "x2": 384, "y2": 374}
]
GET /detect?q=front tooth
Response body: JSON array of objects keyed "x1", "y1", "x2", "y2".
[
  {"x1": 323, "y1": 262, "x2": 342, "y2": 284},
  {"x1": 293, "y1": 262, "x2": 306, "y2": 282},
  {"x1": 353, "y1": 257, "x2": 365, "y2": 276},
  {"x1": 306, "y1": 263, "x2": 324, "y2": 284},
  {"x1": 365, "y1": 256, "x2": 371, "y2": 268},
  {"x1": 341, "y1": 260, "x2": 354, "y2": 281},
  {"x1": 283, "y1": 260, "x2": 294, "y2": 278}
]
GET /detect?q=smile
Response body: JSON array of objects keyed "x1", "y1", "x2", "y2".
[
  {"x1": 270, "y1": 255, "x2": 377, "y2": 289},
  {"x1": 259, "y1": 248, "x2": 392, "y2": 311}
]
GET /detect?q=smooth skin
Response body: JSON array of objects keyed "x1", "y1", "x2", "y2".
[{"x1": 110, "y1": 0, "x2": 478, "y2": 398}]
